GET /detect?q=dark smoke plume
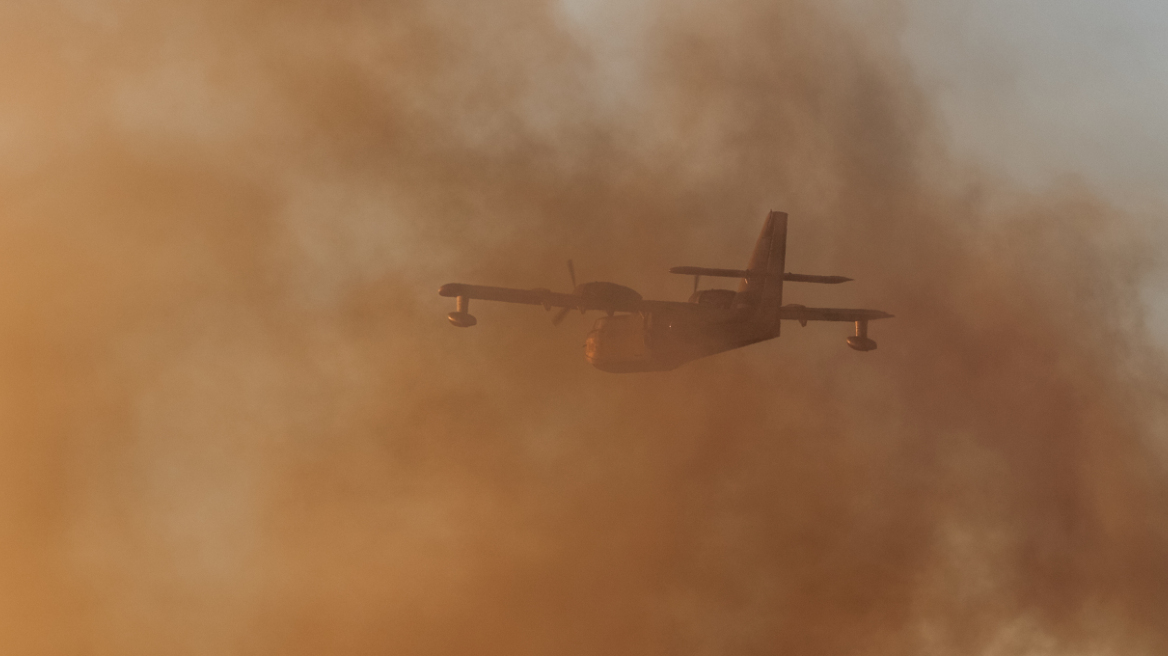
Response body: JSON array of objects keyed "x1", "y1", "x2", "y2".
[{"x1": 0, "y1": 0, "x2": 1165, "y2": 654}]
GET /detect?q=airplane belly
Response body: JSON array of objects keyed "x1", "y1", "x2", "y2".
[
  {"x1": 584, "y1": 315, "x2": 683, "y2": 373},
  {"x1": 585, "y1": 317, "x2": 647, "y2": 368},
  {"x1": 584, "y1": 314, "x2": 737, "y2": 373}
]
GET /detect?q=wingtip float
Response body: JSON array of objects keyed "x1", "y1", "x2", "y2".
[{"x1": 438, "y1": 211, "x2": 893, "y2": 372}]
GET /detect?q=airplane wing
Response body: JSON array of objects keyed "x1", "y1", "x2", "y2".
[
  {"x1": 779, "y1": 305, "x2": 894, "y2": 323},
  {"x1": 439, "y1": 283, "x2": 599, "y2": 309},
  {"x1": 438, "y1": 283, "x2": 734, "y2": 317},
  {"x1": 439, "y1": 284, "x2": 893, "y2": 329}
]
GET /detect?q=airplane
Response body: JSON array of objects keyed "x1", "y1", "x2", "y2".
[{"x1": 438, "y1": 211, "x2": 893, "y2": 372}]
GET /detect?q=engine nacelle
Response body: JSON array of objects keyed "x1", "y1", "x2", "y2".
[
  {"x1": 578, "y1": 281, "x2": 643, "y2": 307},
  {"x1": 688, "y1": 288, "x2": 736, "y2": 308},
  {"x1": 846, "y1": 335, "x2": 877, "y2": 351}
]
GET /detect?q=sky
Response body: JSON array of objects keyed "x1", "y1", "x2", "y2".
[
  {"x1": 1, "y1": 1, "x2": 1167, "y2": 655},
  {"x1": 561, "y1": 0, "x2": 1168, "y2": 200},
  {"x1": 901, "y1": 0, "x2": 1168, "y2": 201},
  {"x1": 903, "y1": 0, "x2": 1168, "y2": 336}
]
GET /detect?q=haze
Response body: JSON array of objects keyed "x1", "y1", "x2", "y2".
[{"x1": 0, "y1": 1, "x2": 1165, "y2": 655}]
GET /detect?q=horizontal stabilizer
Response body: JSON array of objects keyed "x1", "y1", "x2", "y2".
[
  {"x1": 669, "y1": 266, "x2": 754, "y2": 278},
  {"x1": 779, "y1": 305, "x2": 893, "y2": 322},
  {"x1": 783, "y1": 273, "x2": 852, "y2": 284},
  {"x1": 669, "y1": 266, "x2": 851, "y2": 284}
]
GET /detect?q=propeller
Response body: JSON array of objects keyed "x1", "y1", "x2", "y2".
[
  {"x1": 552, "y1": 305, "x2": 572, "y2": 326},
  {"x1": 553, "y1": 259, "x2": 579, "y2": 326}
]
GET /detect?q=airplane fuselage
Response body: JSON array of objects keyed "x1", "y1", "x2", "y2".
[{"x1": 584, "y1": 311, "x2": 775, "y2": 372}]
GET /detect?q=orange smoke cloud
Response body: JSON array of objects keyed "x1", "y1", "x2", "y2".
[{"x1": 0, "y1": 1, "x2": 1165, "y2": 654}]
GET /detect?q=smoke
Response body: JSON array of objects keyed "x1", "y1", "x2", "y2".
[{"x1": 1, "y1": 0, "x2": 1166, "y2": 654}]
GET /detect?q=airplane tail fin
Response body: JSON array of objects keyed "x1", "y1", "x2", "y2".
[{"x1": 736, "y1": 210, "x2": 787, "y2": 317}]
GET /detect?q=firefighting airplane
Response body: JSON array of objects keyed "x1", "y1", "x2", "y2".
[{"x1": 438, "y1": 211, "x2": 893, "y2": 372}]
